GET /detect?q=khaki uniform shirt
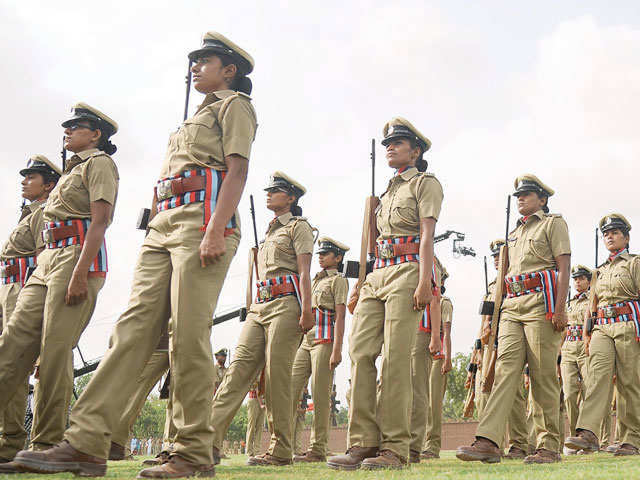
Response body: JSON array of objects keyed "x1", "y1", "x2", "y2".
[
  {"x1": 1, "y1": 199, "x2": 46, "y2": 260},
  {"x1": 159, "y1": 90, "x2": 257, "y2": 178},
  {"x1": 501, "y1": 210, "x2": 571, "y2": 319},
  {"x1": 594, "y1": 252, "x2": 640, "y2": 307},
  {"x1": 44, "y1": 148, "x2": 119, "y2": 225},
  {"x1": 213, "y1": 363, "x2": 227, "y2": 389},
  {"x1": 375, "y1": 167, "x2": 443, "y2": 240},
  {"x1": 257, "y1": 212, "x2": 315, "y2": 281},
  {"x1": 567, "y1": 291, "x2": 589, "y2": 327},
  {"x1": 441, "y1": 296, "x2": 453, "y2": 324},
  {"x1": 311, "y1": 269, "x2": 348, "y2": 311}
]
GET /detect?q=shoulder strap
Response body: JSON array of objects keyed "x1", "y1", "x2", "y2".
[{"x1": 217, "y1": 92, "x2": 252, "y2": 124}]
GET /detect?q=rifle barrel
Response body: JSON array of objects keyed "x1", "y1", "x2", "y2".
[
  {"x1": 183, "y1": 60, "x2": 193, "y2": 121},
  {"x1": 370, "y1": 138, "x2": 375, "y2": 197},
  {"x1": 250, "y1": 195, "x2": 259, "y2": 249},
  {"x1": 594, "y1": 227, "x2": 598, "y2": 268},
  {"x1": 483, "y1": 256, "x2": 489, "y2": 295},
  {"x1": 505, "y1": 195, "x2": 511, "y2": 242}
]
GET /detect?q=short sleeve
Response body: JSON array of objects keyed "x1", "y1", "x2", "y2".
[
  {"x1": 292, "y1": 220, "x2": 315, "y2": 255},
  {"x1": 549, "y1": 217, "x2": 571, "y2": 258},
  {"x1": 221, "y1": 98, "x2": 257, "y2": 160},
  {"x1": 441, "y1": 298, "x2": 453, "y2": 323},
  {"x1": 29, "y1": 207, "x2": 45, "y2": 251},
  {"x1": 630, "y1": 257, "x2": 640, "y2": 293},
  {"x1": 332, "y1": 276, "x2": 348, "y2": 305},
  {"x1": 85, "y1": 155, "x2": 119, "y2": 205},
  {"x1": 416, "y1": 175, "x2": 444, "y2": 221}
]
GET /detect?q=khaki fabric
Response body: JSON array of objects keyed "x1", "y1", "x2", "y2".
[
  {"x1": 348, "y1": 262, "x2": 422, "y2": 459},
  {"x1": 577, "y1": 322, "x2": 640, "y2": 447},
  {"x1": 43, "y1": 149, "x2": 119, "y2": 225},
  {"x1": 476, "y1": 315, "x2": 564, "y2": 452},
  {"x1": 0, "y1": 283, "x2": 29, "y2": 460},
  {"x1": 258, "y1": 212, "x2": 315, "y2": 279},
  {"x1": 474, "y1": 280, "x2": 496, "y2": 418},
  {"x1": 410, "y1": 330, "x2": 433, "y2": 453},
  {"x1": 594, "y1": 252, "x2": 640, "y2": 305},
  {"x1": 289, "y1": 268, "x2": 344, "y2": 455},
  {"x1": 375, "y1": 168, "x2": 443, "y2": 239},
  {"x1": 0, "y1": 245, "x2": 104, "y2": 448},
  {"x1": 245, "y1": 386, "x2": 265, "y2": 456},
  {"x1": 162, "y1": 390, "x2": 177, "y2": 452},
  {"x1": 111, "y1": 351, "x2": 169, "y2": 448},
  {"x1": 561, "y1": 291, "x2": 589, "y2": 436},
  {"x1": 210, "y1": 207, "x2": 314, "y2": 459},
  {"x1": 65, "y1": 204, "x2": 238, "y2": 463},
  {"x1": 423, "y1": 345, "x2": 447, "y2": 455},
  {"x1": 505, "y1": 380, "x2": 530, "y2": 452},
  {"x1": 212, "y1": 363, "x2": 227, "y2": 392},
  {"x1": 600, "y1": 382, "x2": 615, "y2": 447},
  {"x1": 1, "y1": 200, "x2": 46, "y2": 258},
  {"x1": 441, "y1": 296, "x2": 452, "y2": 325},
  {"x1": 312, "y1": 269, "x2": 348, "y2": 311},
  {"x1": 159, "y1": 90, "x2": 257, "y2": 178},
  {"x1": 502, "y1": 210, "x2": 571, "y2": 319},
  {"x1": 293, "y1": 410, "x2": 306, "y2": 455}
]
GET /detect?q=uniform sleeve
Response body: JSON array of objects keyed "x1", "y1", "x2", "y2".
[
  {"x1": 630, "y1": 257, "x2": 640, "y2": 293},
  {"x1": 29, "y1": 207, "x2": 45, "y2": 251},
  {"x1": 332, "y1": 276, "x2": 348, "y2": 305},
  {"x1": 548, "y1": 217, "x2": 571, "y2": 257},
  {"x1": 441, "y1": 298, "x2": 453, "y2": 323},
  {"x1": 221, "y1": 98, "x2": 257, "y2": 160},
  {"x1": 292, "y1": 220, "x2": 315, "y2": 256},
  {"x1": 416, "y1": 176, "x2": 444, "y2": 221},
  {"x1": 85, "y1": 156, "x2": 119, "y2": 205}
]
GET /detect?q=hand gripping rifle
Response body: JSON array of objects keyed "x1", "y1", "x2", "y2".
[
  {"x1": 137, "y1": 60, "x2": 193, "y2": 231},
  {"x1": 481, "y1": 195, "x2": 511, "y2": 393},
  {"x1": 346, "y1": 139, "x2": 380, "y2": 314},
  {"x1": 463, "y1": 256, "x2": 491, "y2": 417}
]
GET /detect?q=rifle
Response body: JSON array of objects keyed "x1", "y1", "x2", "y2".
[
  {"x1": 586, "y1": 228, "x2": 600, "y2": 338},
  {"x1": 347, "y1": 139, "x2": 379, "y2": 313},
  {"x1": 481, "y1": 195, "x2": 511, "y2": 393},
  {"x1": 137, "y1": 60, "x2": 193, "y2": 231},
  {"x1": 242, "y1": 195, "x2": 260, "y2": 321},
  {"x1": 61, "y1": 136, "x2": 67, "y2": 173}
]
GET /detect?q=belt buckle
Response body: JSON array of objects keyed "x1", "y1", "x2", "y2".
[
  {"x1": 41, "y1": 229, "x2": 54, "y2": 244},
  {"x1": 603, "y1": 306, "x2": 617, "y2": 318},
  {"x1": 258, "y1": 285, "x2": 271, "y2": 302},
  {"x1": 510, "y1": 280, "x2": 525, "y2": 294},
  {"x1": 379, "y1": 244, "x2": 394, "y2": 259},
  {"x1": 156, "y1": 180, "x2": 174, "y2": 201}
]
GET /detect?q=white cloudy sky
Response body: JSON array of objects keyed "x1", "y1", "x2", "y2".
[{"x1": 2, "y1": 1, "x2": 640, "y2": 404}]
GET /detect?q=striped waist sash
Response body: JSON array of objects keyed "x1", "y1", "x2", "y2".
[
  {"x1": 566, "y1": 325, "x2": 583, "y2": 341},
  {"x1": 43, "y1": 219, "x2": 108, "y2": 276},
  {"x1": 156, "y1": 168, "x2": 236, "y2": 234},
  {"x1": 595, "y1": 301, "x2": 640, "y2": 341},
  {"x1": 313, "y1": 307, "x2": 334, "y2": 344},
  {"x1": 0, "y1": 255, "x2": 36, "y2": 286},
  {"x1": 374, "y1": 236, "x2": 419, "y2": 269},
  {"x1": 505, "y1": 269, "x2": 558, "y2": 320},
  {"x1": 248, "y1": 390, "x2": 258, "y2": 399},
  {"x1": 255, "y1": 275, "x2": 301, "y2": 304}
]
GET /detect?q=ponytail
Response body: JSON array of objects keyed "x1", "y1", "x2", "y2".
[
  {"x1": 416, "y1": 158, "x2": 428, "y2": 172},
  {"x1": 291, "y1": 204, "x2": 303, "y2": 217},
  {"x1": 99, "y1": 138, "x2": 117, "y2": 155},
  {"x1": 232, "y1": 76, "x2": 252, "y2": 95}
]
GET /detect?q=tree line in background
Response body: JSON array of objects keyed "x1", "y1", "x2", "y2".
[{"x1": 71, "y1": 351, "x2": 473, "y2": 443}]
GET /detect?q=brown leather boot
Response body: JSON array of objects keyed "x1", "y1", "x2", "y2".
[
  {"x1": 456, "y1": 437, "x2": 501, "y2": 463},
  {"x1": 13, "y1": 441, "x2": 107, "y2": 476},
  {"x1": 246, "y1": 453, "x2": 292, "y2": 466},
  {"x1": 143, "y1": 451, "x2": 171, "y2": 466},
  {"x1": 605, "y1": 443, "x2": 620, "y2": 453},
  {"x1": 524, "y1": 448, "x2": 561, "y2": 464},
  {"x1": 108, "y1": 442, "x2": 126, "y2": 461},
  {"x1": 361, "y1": 449, "x2": 407, "y2": 470},
  {"x1": 614, "y1": 443, "x2": 639, "y2": 456},
  {"x1": 565, "y1": 429, "x2": 599, "y2": 452},
  {"x1": 505, "y1": 446, "x2": 527, "y2": 460},
  {"x1": 327, "y1": 446, "x2": 378, "y2": 471},
  {"x1": 420, "y1": 450, "x2": 439, "y2": 459},
  {"x1": 0, "y1": 460, "x2": 24, "y2": 474},
  {"x1": 137, "y1": 455, "x2": 215, "y2": 478},
  {"x1": 293, "y1": 451, "x2": 326, "y2": 463},
  {"x1": 409, "y1": 450, "x2": 421, "y2": 464}
]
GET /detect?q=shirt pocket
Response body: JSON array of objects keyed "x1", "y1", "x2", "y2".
[
  {"x1": 272, "y1": 230, "x2": 295, "y2": 263},
  {"x1": 392, "y1": 196, "x2": 419, "y2": 227},
  {"x1": 528, "y1": 238, "x2": 553, "y2": 263},
  {"x1": 181, "y1": 114, "x2": 216, "y2": 145},
  {"x1": 614, "y1": 268, "x2": 637, "y2": 298}
]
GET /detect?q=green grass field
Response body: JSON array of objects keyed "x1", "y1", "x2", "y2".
[{"x1": 4, "y1": 451, "x2": 638, "y2": 479}]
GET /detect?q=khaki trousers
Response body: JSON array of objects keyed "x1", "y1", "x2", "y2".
[
  {"x1": 0, "y1": 246, "x2": 104, "y2": 451},
  {"x1": 210, "y1": 295, "x2": 302, "y2": 459},
  {"x1": 293, "y1": 412, "x2": 305, "y2": 455},
  {"x1": 577, "y1": 322, "x2": 640, "y2": 448},
  {"x1": 245, "y1": 397, "x2": 265, "y2": 456},
  {"x1": 111, "y1": 351, "x2": 169, "y2": 448},
  {"x1": 290, "y1": 333, "x2": 334, "y2": 455},
  {"x1": 0, "y1": 283, "x2": 29, "y2": 460},
  {"x1": 561, "y1": 339, "x2": 588, "y2": 436},
  {"x1": 348, "y1": 262, "x2": 421, "y2": 460},
  {"x1": 423, "y1": 353, "x2": 447, "y2": 454},
  {"x1": 161, "y1": 391, "x2": 176, "y2": 452},
  {"x1": 474, "y1": 347, "x2": 489, "y2": 418},
  {"x1": 505, "y1": 382, "x2": 529, "y2": 452},
  {"x1": 476, "y1": 314, "x2": 563, "y2": 452},
  {"x1": 65, "y1": 205, "x2": 238, "y2": 464}
]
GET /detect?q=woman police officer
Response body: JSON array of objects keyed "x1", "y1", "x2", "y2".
[
  {"x1": 566, "y1": 214, "x2": 640, "y2": 456},
  {"x1": 15, "y1": 32, "x2": 257, "y2": 478}
]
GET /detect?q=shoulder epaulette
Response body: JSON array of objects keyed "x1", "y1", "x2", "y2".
[
  {"x1": 545, "y1": 213, "x2": 563, "y2": 218},
  {"x1": 218, "y1": 92, "x2": 252, "y2": 123}
]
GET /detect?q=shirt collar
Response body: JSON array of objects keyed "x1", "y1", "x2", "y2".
[
  {"x1": 66, "y1": 148, "x2": 99, "y2": 173},
  {"x1": 608, "y1": 248, "x2": 629, "y2": 263},
  {"x1": 199, "y1": 89, "x2": 236, "y2": 111},
  {"x1": 274, "y1": 211, "x2": 293, "y2": 226},
  {"x1": 398, "y1": 166, "x2": 419, "y2": 181},
  {"x1": 518, "y1": 209, "x2": 545, "y2": 226},
  {"x1": 26, "y1": 198, "x2": 46, "y2": 212},
  {"x1": 575, "y1": 290, "x2": 589, "y2": 301}
]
